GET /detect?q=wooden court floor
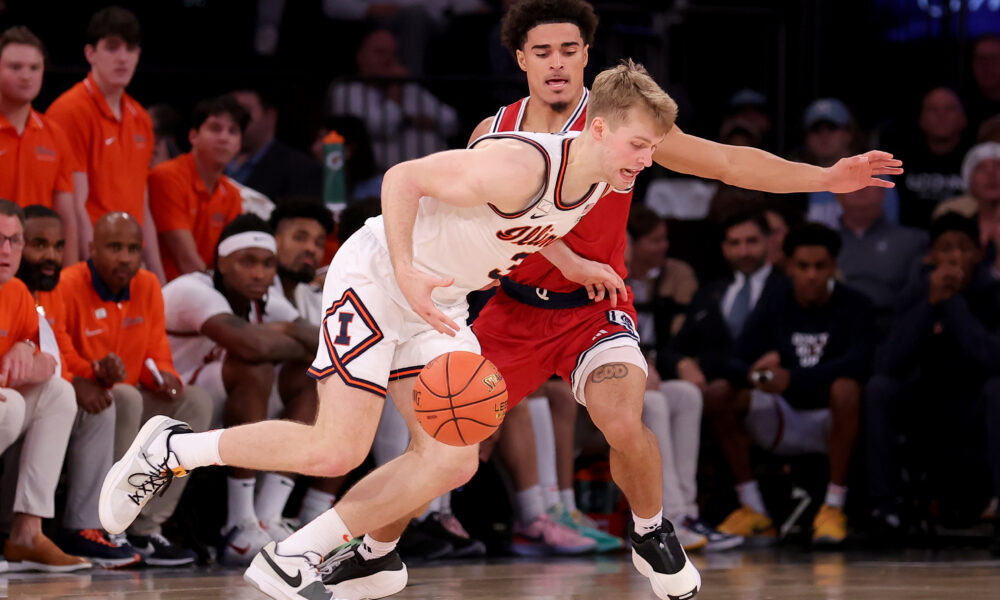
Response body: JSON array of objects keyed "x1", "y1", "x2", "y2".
[{"x1": 1, "y1": 548, "x2": 997, "y2": 599}]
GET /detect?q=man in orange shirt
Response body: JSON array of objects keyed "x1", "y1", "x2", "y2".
[
  {"x1": 150, "y1": 94, "x2": 247, "y2": 281},
  {"x1": 0, "y1": 27, "x2": 79, "y2": 264},
  {"x1": 55, "y1": 211, "x2": 210, "y2": 565},
  {"x1": 0, "y1": 199, "x2": 86, "y2": 572},
  {"x1": 13, "y1": 205, "x2": 141, "y2": 567},
  {"x1": 45, "y1": 6, "x2": 165, "y2": 282}
]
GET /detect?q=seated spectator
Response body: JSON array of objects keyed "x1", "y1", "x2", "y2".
[
  {"x1": 0, "y1": 199, "x2": 85, "y2": 572},
  {"x1": 764, "y1": 202, "x2": 799, "y2": 270},
  {"x1": 666, "y1": 210, "x2": 787, "y2": 386},
  {"x1": 12, "y1": 205, "x2": 140, "y2": 567},
  {"x1": 0, "y1": 27, "x2": 79, "y2": 264},
  {"x1": 161, "y1": 214, "x2": 320, "y2": 565},
  {"x1": 227, "y1": 89, "x2": 322, "y2": 202},
  {"x1": 627, "y1": 204, "x2": 698, "y2": 363},
  {"x1": 706, "y1": 223, "x2": 875, "y2": 546},
  {"x1": 150, "y1": 95, "x2": 248, "y2": 282},
  {"x1": 866, "y1": 214, "x2": 1000, "y2": 544},
  {"x1": 53, "y1": 212, "x2": 211, "y2": 565},
  {"x1": 328, "y1": 28, "x2": 460, "y2": 170},
  {"x1": 835, "y1": 183, "x2": 928, "y2": 329},
  {"x1": 966, "y1": 34, "x2": 1000, "y2": 133},
  {"x1": 725, "y1": 88, "x2": 772, "y2": 148},
  {"x1": 935, "y1": 143, "x2": 1000, "y2": 246}
]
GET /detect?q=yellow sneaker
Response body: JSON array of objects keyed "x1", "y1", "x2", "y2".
[
  {"x1": 812, "y1": 505, "x2": 847, "y2": 545},
  {"x1": 717, "y1": 506, "x2": 776, "y2": 539}
]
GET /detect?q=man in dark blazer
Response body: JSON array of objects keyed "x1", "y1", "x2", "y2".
[
  {"x1": 662, "y1": 209, "x2": 787, "y2": 387},
  {"x1": 227, "y1": 89, "x2": 322, "y2": 202}
]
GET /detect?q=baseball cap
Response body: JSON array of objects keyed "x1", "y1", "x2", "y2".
[{"x1": 803, "y1": 98, "x2": 850, "y2": 129}]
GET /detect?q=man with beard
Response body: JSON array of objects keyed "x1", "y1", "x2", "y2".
[
  {"x1": 150, "y1": 95, "x2": 248, "y2": 281},
  {"x1": 159, "y1": 214, "x2": 321, "y2": 565},
  {"x1": 13, "y1": 205, "x2": 140, "y2": 567},
  {"x1": 53, "y1": 212, "x2": 211, "y2": 565}
]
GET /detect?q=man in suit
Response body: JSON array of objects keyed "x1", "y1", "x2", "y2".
[
  {"x1": 664, "y1": 209, "x2": 787, "y2": 388},
  {"x1": 226, "y1": 89, "x2": 321, "y2": 202}
]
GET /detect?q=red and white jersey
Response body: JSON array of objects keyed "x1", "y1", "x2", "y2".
[
  {"x1": 364, "y1": 130, "x2": 608, "y2": 305},
  {"x1": 493, "y1": 90, "x2": 634, "y2": 293}
]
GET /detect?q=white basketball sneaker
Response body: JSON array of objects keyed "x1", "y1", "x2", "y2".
[
  {"x1": 245, "y1": 541, "x2": 333, "y2": 600},
  {"x1": 629, "y1": 518, "x2": 701, "y2": 599}
]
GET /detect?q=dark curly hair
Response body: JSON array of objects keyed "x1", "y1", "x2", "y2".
[{"x1": 500, "y1": 0, "x2": 599, "y2": 58}]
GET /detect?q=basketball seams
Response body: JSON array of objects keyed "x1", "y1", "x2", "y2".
[
  {"x1": 450, "y1": 356, "x2": 489, "y2": 396},
  {"x1": 414, "y1": 351, "x2": 509, "y2": 446},
  {"x1": 412, "y1": 388, "x2": 508, "y2": 413}
]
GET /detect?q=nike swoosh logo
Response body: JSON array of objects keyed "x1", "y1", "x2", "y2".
[
  {"x1": 229, "y1": 543, "x2": 251, "y2": 555},
  {"x1": 85, "y1": 328, "x2": 103, "y2": 337},
  {"x1": 342, "y1": 534, "x2": 351, "y2": 543},
  {"x1": 529, "y1": 213, "x2": 547, "y2": 219},
  {"x1": 261, "y1": 547, "x2": 302, "y2": 588}
]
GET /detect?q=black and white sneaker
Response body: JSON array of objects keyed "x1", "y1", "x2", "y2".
[
  {"x1": 320, "y1": 542, "x2": 408, "y2": 600},
  {"x1": 128, "y1": 532, "x2": 197, "y2": 567},
  {"x1": 99, "y1": 416, "x2": 192, "y2": 535},
  {"x1": 244, "y1": 541, "x2": 332, "y2": 600},
  {"x1": 630, "y1": 518, "x2": 701, "y2": 600}
]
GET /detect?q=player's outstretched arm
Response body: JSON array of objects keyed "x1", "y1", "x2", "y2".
[
  {"x1": 653, "y1": 125, "x2": 903, "y2": 194},
  {"x1": 380, "y1": 142, "x2": 545, "y2": 336},
  {"x1": 540, "y1": 240, "x2": 628, "y2": 307}
]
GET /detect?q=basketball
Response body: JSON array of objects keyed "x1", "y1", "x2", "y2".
[{"x1": 412, "y1": 351, "x2": 508, "y2": 446}]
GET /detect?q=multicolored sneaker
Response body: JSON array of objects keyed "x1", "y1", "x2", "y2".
[
  {"x1": 5, "y1": 532, "x2": 91, "y2": 573},
  {"x1": 812, "y1": 505, "x2": 847, "y2": 545},
  {"x1": 320, "y1": 540, "x2": 408, "y2": 599},
  {"x1": 221, "y1": 519, "x2": 273, "y2": 566},
  {"x1": 717, "y1": 506, "x2": 776, "y2": 544},
  {"x1": 128, "y1": 532, "x2": 197, "y2": 567},
  {"x1": 55, "y1": 529, "x2": 140, "y2": 568},
  {"x1": 549, "y1": 505, "x2": 623, "y2": 552},
  {"x1": 512, "y1": 512, "x2": 597, "y2": 556},
  {"x1": 683, "y1": 517, "x2": 743, "y2": 551}
]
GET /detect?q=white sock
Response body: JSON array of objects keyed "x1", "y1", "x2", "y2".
[
  {"x1": 527, "y1": 396, "x2": 560, "y2": 510},
  {"x1": 255, "y1": 474, "x2": 295, "y2": 523},
  {"x1": 560, "y1": 488, "x2": 578, "y2": 514},
  {"x1": 825, "y1": 483, "x2": 847, "y2": 509},
  {"x1": 516, "y1": 485, "x2": 546, "y2": 525},
  {"x1": 298, "y1": 488, "x2": 336, "y2": 525},
  {"x1": 172, "y1": 429, "x2": 224, "y2": 469},
  {"x1": 226, "y1": 477, "x2": 257, "y2": 529},
  {"x1": 736, "y1": 480, "x2": 768, "y2": 516},
  {"x1": 633, "y1": 509, "x2": 663, "y2": 536},
  {"x1": 358, "y1": 533, "x2": 398, "y2": 560},
  {"x1": 279, "y1": 507, "x2": 352, "y2": 556},
  {"x1": 542, "y1": 485, "x2": 561, "y2": 510}
]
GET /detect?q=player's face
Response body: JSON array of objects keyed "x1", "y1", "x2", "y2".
[
  {"x1": 0, "y1": 43, "x2": 44, "y2": 105},
  {"x1": 0, "y1": 214, "x2": 24, "y2": 284},
  {"x1": 596, "y1": 109, "x2": 663, "y2": 189},
  {"x1": 722, "y1": 221, "x2": 768, "y2": 275},
  {"x1": 85, "y1": 36, "x2": 140, "y2": 89},
  {"x1": 787, "y1": 246, "x2": 836, "y2": 307},
  {"x1": 516, "y1": 23, "x2": 588, "y2": 112},
  {"x1": 17, "y1": 216, "x2": 64, "y2": 292},
  {"x1": 90, "y1": 220, "x2": 142, "y2": 293},
  {"x1": 219, "y1": 247, "x2": 276, "y2": 301},
  {"x1": 190, "y1": 113, "x2": 242, "y2": 170},
  {"x1": 275, "y1": 218, "x2": 326, "y2": 283}
]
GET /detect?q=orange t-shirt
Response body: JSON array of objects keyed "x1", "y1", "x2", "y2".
[
  {"x1": 55, "y1": 261, "x2": 178, "y2": 388},
  {"x1": 0, "y1": 278, "x2": 39, "y2": 359},
  {"x1": 45, "y1": 73, "x2": 154, "y2": 225},
  {"x1": 148, "y1": 153, "x2": 243, "y2": 281},
  {"x1": 0, "y1": 109, "x2": 74, "y2": 209}
]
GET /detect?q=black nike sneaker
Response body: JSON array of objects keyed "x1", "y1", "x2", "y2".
[
  {"x1": 244, "y1": 541, "x2": 332, "y2": 600},
  {"x1": 629, "y1": 518, "x2": 701, "y2": 600},
  {"x1": 320, "y1": 541, "x2": 408, "y2": 600}
]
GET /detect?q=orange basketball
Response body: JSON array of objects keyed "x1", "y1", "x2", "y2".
[{"x1": 412, "y1": 351, "x2": 508, "y2": 446}]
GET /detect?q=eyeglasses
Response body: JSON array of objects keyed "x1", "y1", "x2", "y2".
[{"x1": 0, "y1": 234, "x2": 25, "y2": 250}]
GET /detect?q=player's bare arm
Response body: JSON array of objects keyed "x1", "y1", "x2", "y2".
[
  {"x1": 200, "y1": 313, "x2": 312, "y2": 363},
  {"x1": 653, "y1": 125, "x2": 903, "y2": 194},
  {"x1": 539, "y1": 241, "x2": 628, "y2": 306},
  {"x1": 380, "y1": 141, "x2": 546, "y2": 336}
]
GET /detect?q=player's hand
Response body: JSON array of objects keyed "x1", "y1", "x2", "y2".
[
  {"x1": 0, "y1": 342, "x2": 35, "y2": 389},
  {"x1": 396, "y1": 265, "x2": 460, "y2": 337},
  {"x1": 73, "y1": 377, "x2": 113, "y2": 414},
  {"x1": 560, "y1": 257, "x2": 628, "y2": 308},
  {"x1": 825, "y1": 151, "x2": 903, "y2": 193}
]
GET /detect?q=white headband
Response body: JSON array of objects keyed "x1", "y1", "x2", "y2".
[
  {"x1": 218, "y1": 231, "x2": 277, "y2": 257},
  {"x1": 962, "y1": 142, "x2": 1000, "y2": 191}
]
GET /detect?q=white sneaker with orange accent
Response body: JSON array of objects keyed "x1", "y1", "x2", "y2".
[{"x1": 99, "y1": 416, "x2": 193, "y2": 535}]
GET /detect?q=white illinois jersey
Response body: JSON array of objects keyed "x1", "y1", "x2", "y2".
[{"x1": 364, "y1": 130, "x2": 610, "y2": 305}]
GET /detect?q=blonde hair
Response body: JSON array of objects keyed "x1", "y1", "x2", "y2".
[{"x1": 589, "y1": 59, "x2": 678, "y2": 134}]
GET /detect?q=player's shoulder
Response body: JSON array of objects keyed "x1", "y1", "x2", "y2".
[{"x1": 163, "y1": 271, "x2": 216, "y2": 298}]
